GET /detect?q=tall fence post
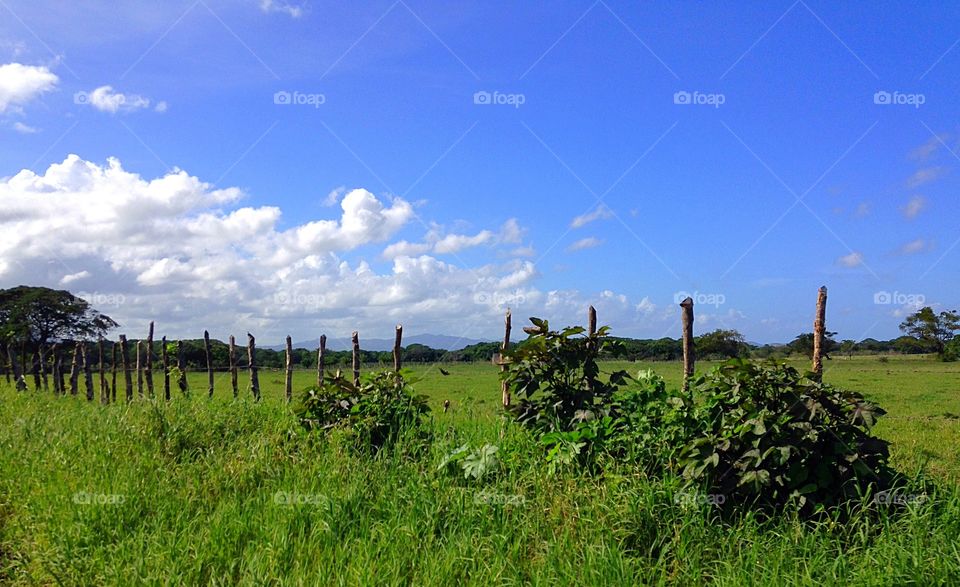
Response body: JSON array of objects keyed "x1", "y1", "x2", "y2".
[
  {"x1": 393, "y1": 325, "x2": 403, "y2": 372},
  {"x1": 98, "y1": 338, "x2": 107, "y2": 404},
  {"x1": 50, "y1": 344, "x2": 60, "y2": 395},
  {"x1": 587, "y1": 305, "x2": 597, "y2": 396},
  {"x1": 120, "y1": 335, "x2": 132, "y2": 401},
  {"x1": 145, "y1": 321, "x2": 154, "y2": 397},
  {"x1": 204, "y1": 330, "x2": 214, "y2": 398},
  {"x1": 812, "y1": 286, "x2": 828, "y2": 382},
  {"x1": 31, "y1": 348, "x2": 40, "y2": 390},
  {"x1": 229, "y1": 335, "x2": 238, "y2": 397},
  {"x1": 38, "y1": 345, "x2": 48, "y2": 391},
  {"x1": 176, "y1": 340, "x2": 187, "y2": 394},
  {"x1": 247, "y1": 333, "x2": 260, "y2": 401},
  {"x1": 136, "y1": 341, "x2": 143, "y2": 397},
  {"x1": 69, "y1": 343, "x2": 81, "y2": 396},
  {"x1": 161, "y1": 336, "x2": 169, "y2": 400},
  {"x1": 285, "y1": 335, "x2": 293, "y2": 402},
  {"x1": 680, "y1": 297, "x2": 695, "y2": 391},
  {"x1": 317, "y1": 335, "x2": 326, "y2": 386},
  {"x1": 82, "y1": 343, "x2": 94, "y2": 401},
  {"x1": 8, "y1": 343, "x2": 27, "y2": 391},
  {"x1": 111, "y1": 343, "x2": 118, "y2": 402},
  {"x1": 351, "y1": 331, "x2": 360, "y2": 386},
  {"x1": 501, "y1": 309, "x2": 512, "y2": 408}
]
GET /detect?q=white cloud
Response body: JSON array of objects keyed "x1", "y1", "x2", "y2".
[
  {"x1": 381, "y1": 240, "x2": 432, "y2": 259},
  {"x1": 499, "y1": 218, "x2": 523, "y2": 244},
  {"x1": 909, "y1": 134, "x2": 948, "y2": 161},
  {"x1": 82, "y1": 85, "x2": 154, "y2": 113},
  {"x1": 259, "y1": 0, "x2": 304, "y2": 17},
  {"x1": 60, "y1": 270, "x2": 90, "y2": 285},
  {"x1": 570, "y1": 204, "x2": 613, "y2": 229},
  {"x1": 0, "y1": 62, "x2": 58, "y2": 114},
  {"x1": 898, "y1": 238, "x2": 930, "y2": 255},
  {"x1": 836, "y1": 251, "x2": 864, "y2": 268},
  {"x1": 323, "y1": 186, "x2": 345, "y2": 207},
  {"x1": 905, "y1": 167, "x2": 946, "y2": 189},
  {"x1": 434, "y1": 230, "x2": 493, "y2": 254},
  {"x1": 12, "y1": 121, "x2": 36, "y2": 133},
  {"x1": 567, "y1": 237, "x2": 603, "y2": 252},
  {"x1": 154, "y1": 101, "x2": 168, "y2": 113},
  {"x1": 854, "y1": 202, "x2": 870, "y2": 218},
  {"x1": 901, "y1": 195, "x2": 927, "y2": 219}
]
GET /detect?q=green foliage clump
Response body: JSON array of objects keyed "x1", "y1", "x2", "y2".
[
  {"x1": 294, "y1": 369, "x2": 430, "y2": 453},
  {"x1": 437, "y1": 443, "x2": 499, "y2": 481}
]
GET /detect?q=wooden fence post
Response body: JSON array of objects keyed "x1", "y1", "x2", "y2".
[
  {"x1": 351, "y1": 331, "x2": 360, "y2": 386},
  {"x1": 176, "y1": 340, "x2": 187, "y2": 394},
  {"x1": 82, "y1": 343, "x2": 94, "y2": 401},
  {"x1": 136, "y1": 341, "x2": 143, "y2": 397},
  {"x1": 680, "y1": 296, "x2": 695, "y2": 391},
  {"x1": 317, "y1": 335, "x2": 326, "y2": 386},
  {"x1": 145, "y1": 321, "x2": 154, "y2": 397},
  {"x1": 119, "y1": 335, "x2": 132, "y2": 401},
  {"x1": 204, "y1": 330, "x2": 214, "y2": 398},
  {"x1": 812, "y1": 286, "x2": 828, "y2": 381},
  {"x1": 247, "y1": 333, "x2": 260, "y2": 401},
  {"x1": 98, "y1": 338, "x2": 107, "y2": 404},
  {"x1": 31, "y1": 347, "x2": 40, "y2": 390},
  {"x1": 38, "y1": 345, "x2": 48, "y2": 391},
  {"x1": 501, "y1": 309, "x2": 512, "y2": 408},
  {"x1": 69, "y1": 343, "x2": 82, "y2": 395},
  {"x1": 50, "y1": 344, "x2": 60, "y2": 394},
  {"x1": 285, "y1": 335, "x2": 293, "y2": 402},
  {"x1": 111, "y1": 343, "x2": 118, "y2": 402},
  {"x1": 8, "y1": 343, "x2": 27, "y2": 391},
  {"x1": 161, "y1": 336, "x2": 169, "y2": 400},
  {"x1": 393, "y1": 325, "x2": 403, "y2": 372},
  {"x1": 229, "y1": 335, "x2": 238, "y2": 397}
]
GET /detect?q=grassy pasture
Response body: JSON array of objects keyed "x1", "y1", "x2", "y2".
[{"x1": 0, "y1": 356, "x2": 958, "y2": 584}]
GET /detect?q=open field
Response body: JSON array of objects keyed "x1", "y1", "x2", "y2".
[{"x1": 1, "y1": 356, "x2": 959, "y2": 584}]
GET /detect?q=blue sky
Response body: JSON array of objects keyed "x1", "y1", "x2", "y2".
[{"x1": 0, "y1": 1, "x2": 957, "y2": 345}]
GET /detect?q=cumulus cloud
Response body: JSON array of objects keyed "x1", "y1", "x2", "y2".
[
  {"x1": 570, "y1": 204, "x2": 613, "y2": 229},
  {"x1": 80, "y1": 85, "x2": 156, "y2": 113},
  {"x1": 836, "y1": 251, "x2": 864, "y2": 267},
  {"x1": 905, "y1": 167, "x2": 946, "y2": 189},
  {"x1": 259, "y1": 0, "x2": 304, "y2": 17},
  {"x1": 901, "y1": 195, "x2": 927, "y2": 219},
  {"x1": 0, "y1": 62, "x2": 58, "y2": 114},
  {"x1": 909, "y1": 134, "x2": 949, "y2": 161},
  {"x1": 567, "y1": 237, "x2": 603, "y2": 252},
  {"x1": 12, "y1": 121, "x2": 36, "y2": 133},
  {"x1": 897, "y1": 238, "x2": 930, "y2": 255}
]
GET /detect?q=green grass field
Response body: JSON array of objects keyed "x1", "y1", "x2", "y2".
[{"x1": 1, "y1": 356, "x2": 959, "y2": 584}]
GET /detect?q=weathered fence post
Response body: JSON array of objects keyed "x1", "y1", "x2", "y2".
[
  {"x1": 50, "y1": 344, "x2": 60, "y2": 394},
  {"x1": 247, "y1": 333, "x2": 260, "y2": 401},
  {"x1": 812, "y1": 286, "x2": 828, "y2": 382},
  {"x1": 145, "y1": 321, "x2": 154, "y2": 397},
  {"x1": 111, "y1": 343, "x2": 118, "y2": 402},
  {"x1": 98, "y1": 338, "x2": 107, "y2": 404},
  {"x1": 501, "y1": 309, "x2": 512, "y2": 408},
  {"x1": 393, "y1": 325, "x2": 403, "y2": 372},
  {"x1": 82, "y1": 343, "x2": 94, "y2": 401},
  {"x1": 69, "y1": 343, "x2": 81, "y2": 395},
  {"x1": 119, "y1": 335, "x2": 132, "y2": 401},
  {"x1": 229, "y1": 335, "x2": 238, "y2": 397},
  {"x1": 31, "y1": 348, "x2": 40, "y2": 390},
  {"x1": 38, "y1": 345, "x2": 48, "y2": 391},
  {"x1": 8, "y1": 344, "x2": 27, "y2": 391},
  {"x1": 316, "y1": 334, "x2": 326, "y2": 386},
  {"x1": 680, "y1": 296, "x2": 695, "y2": 391},
  {"x1": 285, "y1": 335, "x2": 293, "y2": 402},
  {"x1": 351, "y1": 331, "x2": 360, "y2": 386},
  {"x1": 161, "y1": 336, "x2": 169, "y2": 400},
  {"x1": 204, "y1": 330, "x2": 214, "y2": 398},
  {"x1": 586, "y1": 306, "x2": 597, "y2": 395},
  {"x1": 136, "y1": 341, "x2": 143, "y2": 397},
  {"x1": 176, "y1": 340, "x2": 187, "y2": 394}
]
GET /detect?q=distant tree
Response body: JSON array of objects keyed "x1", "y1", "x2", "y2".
[
  {"x1": 695, "y1": 329, "x2": 749, "y2": 359},
  {"x1": 788, "y1": 331, "x2": 838, "y2": 359},
  {"x1": 0, "y1": 286, "x2": 118, "y2": 346},
  {"x1": 839, "y1": 339, "x2": 857, "y2": 358},
  {"x1": 899, "y1": 307, "x2": 960, "y2": 357}
]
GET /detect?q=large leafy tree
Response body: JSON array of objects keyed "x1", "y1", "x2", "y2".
[
  {"x1": 899, "y1": 306, "x2": 960, "y2": 357},
  {"x1": 695, "y1": 328, "x2": 749, "y2": 359},
  {"x1": 788, "y1": 331, "x2": 838, "y2": 358},
  {"x1": 0, "y1": 286, "x2": 119, "y2": 345}
]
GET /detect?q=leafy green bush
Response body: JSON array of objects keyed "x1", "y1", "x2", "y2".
[
  {"x1": 437, "y1": 443, "x2": 499, "y2": 481},
  {"x1": 294, "y1": 369, "x2": 430, "y2": 453}
]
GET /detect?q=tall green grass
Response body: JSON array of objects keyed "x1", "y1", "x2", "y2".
[{"x1": 1, "y1": 357, "x2": 959, "y2": 584}]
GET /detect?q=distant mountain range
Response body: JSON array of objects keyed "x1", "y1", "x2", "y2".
[{"x1": 265, "y1": 334, "x2": 491, "y2": 352}]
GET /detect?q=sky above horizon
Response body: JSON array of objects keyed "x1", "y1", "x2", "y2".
[{"x1": 0, "y1": 0, "x2": 958, "y2": 346}]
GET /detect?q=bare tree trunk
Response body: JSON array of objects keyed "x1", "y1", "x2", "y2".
[
  {"x1": 136, "y1": 341, "x2": 143, "y2": 397},
  {"x1": 680, "y1": 297, "x2": 695, "y2": 391},
  {"x1": 285, "y1": 335, "x2": 293, "y2": 402},
  {"x1": 203, "y1": 330, "x2": 214, "y2": 398},
  {"x1": 120, "y1": 335, "x2": 132, "y2": 401},
  {"x1": 316, "y1": 334, "x2": 326, "y2": 387},
  {"x1": 82, "y1": 343, "x2": 94, "y2": 401},
  {"x1": 69, "y1": 343, "x2": 81, "y2": 396},
  {"x1": 247, "y1": 333, "x2": 260, "y2": 401},
  {"x1": 31, "y1": 347, "x2": 41, "y2": 391},
  {"x1": 501, "y1": 309, "x2": 511, "y2": 408},
  {"x1": 8, "y1": 343, "x2": 27, "y2": 391},
  {"x1": 812, "y1": 286, "x2": 828, "y2": 382},
  {"x1": 229, "y1": 335, "x2": 238, "y2": 397},
  {"x1": 161, "y1": 336, "x2": 170, "y2": 400},
  {"x1": 351, "y1": 331, "x2": 361, "y2": 386},
  {"x1": 393, "y1": 325, "x2": 403, "y2": 372},
  {"x1": 145, "y1": 321, "x2": 154, "y2": 397},
  {"x1": 177, "y1": 340, "x2": 187, "y2": 394}
]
